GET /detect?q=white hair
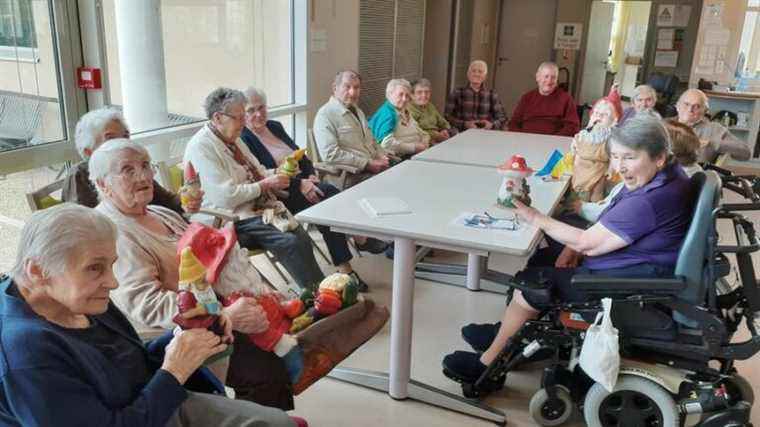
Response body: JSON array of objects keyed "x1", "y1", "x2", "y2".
[
  {"x1": 536, "y1": 61, "x2": 559, "y2": 75},
  {"x1": 632, "y1": 85, "x2": 657, "y2": 102},
  {"x1": 88, "y1": 138, "x2": 151, "y2": 198},
  {"x1": 468, "y1": 60, "x2": 488, "y2": 74},
  {"x1": 10, "y1": 203, "x2": 117, "y2": 282},
  {"x1": 74, "y1": 107, "x2": 129, "y2": 159},
  {"x1": 244, "y1": 87, "x2": 267, "y2": 105},
  {"x1": 385, "y1": 78, "x2": 412, "y2": 98},
  {"x1": 678, "y1": 88, "x2": 710, "y2": 111}
]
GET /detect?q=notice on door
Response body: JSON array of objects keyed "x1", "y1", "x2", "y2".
[{"x1": 554, "y1": 23, "x2": 583, "y2": 50}]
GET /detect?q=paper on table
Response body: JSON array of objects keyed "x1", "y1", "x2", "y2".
[
  {"x1": 359, "y1": 197, "x2": 412, "y2": 217},
  {"x1": 452, "y1": 212, "x2": 518, "y2": 231}
]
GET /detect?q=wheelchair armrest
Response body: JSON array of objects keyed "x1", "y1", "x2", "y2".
[
  {"x1": 571, "y1": 274, "x2": 687, "y2": 294},
  {"x1": 313, "y1": 162, "x2": 360, "y2": 176}
]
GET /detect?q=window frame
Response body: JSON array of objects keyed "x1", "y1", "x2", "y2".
[{"x1": 0, "y1": 0, "x2": 84, "y2": 175}]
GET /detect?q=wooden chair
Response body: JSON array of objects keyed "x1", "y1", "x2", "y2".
[
  {"x1": 306, "y1": 128, "x2": 361, "y2": 191},
  {"x1": 25, "y1": 179, "x2": 64, "y2": 211},
  {"x1": 156, "y1": 157, "x2": 295, "y2": 288}
]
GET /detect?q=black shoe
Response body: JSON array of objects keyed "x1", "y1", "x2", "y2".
[
  {"x1": 349, "y1": 271, "x2": 369, "y2": 292},
  {"x1": 461, "y1": 322, "x2": 501, "y2": 353},
  {"x1": 384, "y1": 243, "x2": 394, "y2": 259},
  {"x1": 442, "y1": 351, "x2": 505, "y2": 392},
  {"x1": 355, "y1": 238, "x2": 388, "y2": 254}
]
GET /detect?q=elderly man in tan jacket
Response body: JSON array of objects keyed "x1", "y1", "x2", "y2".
[
  {"x1": 675, "y1": 88, "x2": 751, "y2": 163},
  {"x1": 313, "y1": 70, "x2": 391, "y2": 189}
]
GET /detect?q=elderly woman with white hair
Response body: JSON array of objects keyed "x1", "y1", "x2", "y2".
[
  {"x1": 89, "y1": 138, "x2": 298, "y2": 410},
  {"x1": 0, "y1": 203, "x2": 298, "y2": 427},
  {"x1": 184, "y1": 87, "x2": 326, "y2": 293},
  {"x1": 408, "y1": 78, "x2": 457, "y2": 143},
  {"x1": 618, "y1": 84, "x2": 661, "y2": 126},
  {"x1": 61, "y1": 107, "x2": 199, "y2": 214},
  {"x1": 368, "y1": 78, "x2": 431, "y2": 156}
]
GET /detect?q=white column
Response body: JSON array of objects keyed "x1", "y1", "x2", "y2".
[{"x1": 113, "y1": 0, "x2": 171, "y2": 161}]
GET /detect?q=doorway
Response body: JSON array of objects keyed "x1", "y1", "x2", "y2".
[
  {"x1": 493, "y1": 0, "x2": 558, "y2": 116},
  {"x1": 579, "y1": 1, "x2": 652, "y2": 105}
]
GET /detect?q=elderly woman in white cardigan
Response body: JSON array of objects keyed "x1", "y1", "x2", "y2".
[
  {"x1": 184, "y1": 87, "x2": 325, "y2": 292},
  {"x1": 90, "y1": 138, "x2": 297, "y2": 410}
]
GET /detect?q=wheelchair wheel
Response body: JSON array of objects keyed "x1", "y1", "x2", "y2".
[
  {"x1": 529, "y1": 387, "x2": 573, "y2": 426},
  {"x1": 725, "y1": 374, "x2": 754, "y2": 405},
  {"x1": 584, "y1": 376, "x2": 678, "y2": 427}
]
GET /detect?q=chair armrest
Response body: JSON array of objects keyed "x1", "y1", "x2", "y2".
[
  {"x1": 313, "y1": 162, "x2": 361, "y2": 175},
  {"x1": 572, "y1": 274, "x2": 687, "y2": 294}
]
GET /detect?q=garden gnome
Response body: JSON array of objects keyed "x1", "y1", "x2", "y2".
[
  {"x1": 278, "y1": 148, "x2": 307, "y2": 177},
  {"x1": 496, "y1": 155, "x2": 533, "y2": 208},
  {"x1": 173, "y1": 247, "x2": 226, "y2": 336},
  {"x1": 571, "y1": 86, "x2": 622, "y2": 202},
  {"x1": 180, "y1": 161, "x2": 203, "y2": 211}
]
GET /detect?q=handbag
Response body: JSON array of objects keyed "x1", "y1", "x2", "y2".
[{"x1": 579, "y1": 298, "x2": 620, "y2": 392}]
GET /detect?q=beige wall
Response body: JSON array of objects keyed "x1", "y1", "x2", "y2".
[
  {"x1": 307, "y1": 0, "x2": 360, "y2": 122},
  {"x1": 469, "y1": 0, "x2": 500, "y2": 87},
  {"x1": 422, "y1": 0, "x2": 454, "y2": 110}
]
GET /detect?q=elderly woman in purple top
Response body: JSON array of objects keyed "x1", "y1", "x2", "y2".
[{"x1": 443, "y1": 115, "x2": 693, "y2": 387}]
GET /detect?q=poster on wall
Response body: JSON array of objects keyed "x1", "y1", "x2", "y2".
[
  {"x1": 673, "y1": 5, "x2": 692, "y2": 27},
  {"x1": 655, "y1": 51, "x2": 679, "y2": 68},
  {"x1": 657, "y1": 5, "x2": 675, "y2": 26},
  {"x1": 553, "y1": 23, "x2": 583, "y2": 50},
  {"x1": 703, "y1": 2, "x2": 724, "y2": 28}
]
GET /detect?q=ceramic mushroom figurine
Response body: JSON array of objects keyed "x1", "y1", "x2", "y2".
[{"x1": 496, "y1": 155, "x2": 533, "y2": 209}]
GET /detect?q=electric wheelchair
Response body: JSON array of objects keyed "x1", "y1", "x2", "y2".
[{"x1": 446, "y1": 170, "x2": 760, "y2": 427}]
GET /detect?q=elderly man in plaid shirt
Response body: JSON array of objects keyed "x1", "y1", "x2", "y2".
[{"x1": 444, "y1": 60, "x2": 507, "y2": 132}]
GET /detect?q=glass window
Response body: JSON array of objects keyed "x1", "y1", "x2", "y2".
[
  {"x1": 0, "y1": 0, "x2": 36, "y2": 49},
  {"x1": 101, "y1": 0, "x2": 294, "y2": 134},
  {"x1": 738, "y1": 10, "x2": 760, "y2": 78},
  {"x1": 0, "y1": 0, "x2": 66, "y2": 153}
]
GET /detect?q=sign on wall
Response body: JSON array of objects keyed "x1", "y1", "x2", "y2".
[{"x1": 553, "y1": 23, "x2": 583, "y2": 50}]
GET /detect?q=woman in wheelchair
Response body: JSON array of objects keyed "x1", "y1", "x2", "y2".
[{"x1": 443, "y1": 116, "x2": 694, "y2": 389}]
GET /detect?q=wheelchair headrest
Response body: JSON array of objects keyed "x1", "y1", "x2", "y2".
[
  {"x1": 647, "y1": 73, "x2": 680, "y2": 97},
  {"x1": 674, "y1": 171, "x2": 720, "y2": 304}
]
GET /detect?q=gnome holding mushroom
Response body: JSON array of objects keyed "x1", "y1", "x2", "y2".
[{"x1": 496, "y1": 155, "x2": 534, "y2": 209}]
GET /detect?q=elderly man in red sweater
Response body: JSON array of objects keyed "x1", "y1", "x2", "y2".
[{"x1": 508, "y1": 62, "x2": 580, "y2": 136}]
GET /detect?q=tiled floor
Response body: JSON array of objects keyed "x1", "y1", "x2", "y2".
[{"x1": 1, "y1": 168, "x2": 759, "y2": 426}]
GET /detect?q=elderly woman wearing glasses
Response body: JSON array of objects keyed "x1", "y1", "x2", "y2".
[
  {"x1": 90, "y1": 139, "x2": 298, "y2": 410},
  {"x1": 184, "y1": 87, "x2": 326, "y2": 293},
  {"x1": 368, "y1": 78, "x2": 431, "y2": 157},
  {"x1": 238, "y1": 87, "x2": 382, "y2": 290},
  {"x1": 0, "y1": 203, "x2": 298, "y2": 426},
  {"x1": 62, "y1": 107, "x2": 201, "y2": 214},
  {"x1": 408, "y1": 78, "x2": 457, "y2": 143}
]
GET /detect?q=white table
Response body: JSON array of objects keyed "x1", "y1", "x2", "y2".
[
  {"x1": 413, "y1": 129, "x2": 573, "y2": 291},
  {"x1": 296, "y1": 160, "x2": 568, "y2": 423},
  {"x1": 413, "y1": 128, "x2": 572, "y2": 169}
]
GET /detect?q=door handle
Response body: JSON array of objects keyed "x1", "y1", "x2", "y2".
[{"x1": 498, "y1": 57, "x2": 509, "y2": 64}]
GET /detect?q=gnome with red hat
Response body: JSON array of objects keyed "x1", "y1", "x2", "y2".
[
  {"x1": 570, "y1": 84, "x2": 622, "y2": 202},
  {"x1": 176, "y1": 222, "x2": 305, "y2": 383},
  {"x1": 496, "y1": 154, "x2": 533, "y2": 209}
]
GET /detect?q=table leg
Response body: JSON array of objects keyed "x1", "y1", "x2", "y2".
[
  {"x1": 327, "y1": 237, "x2": 507, "y2": 424},
  {"x1": 466, "y1": 254, "x2": 485, "y2": 291},
  {"x1": 389, "y1": 237, "x2": 415, "y2": 398},
  {"x1": 415, "y1": 254, "x2": 509, "y2": 294}
]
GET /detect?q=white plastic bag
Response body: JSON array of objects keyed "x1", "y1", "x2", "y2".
[{"x1": 579, "y1": 298, "x2": 620, "y2": 392}]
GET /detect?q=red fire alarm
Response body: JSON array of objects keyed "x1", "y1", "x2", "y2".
[{"x1": 77, "y1": 67, "x2": 102, "y2": 89}]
